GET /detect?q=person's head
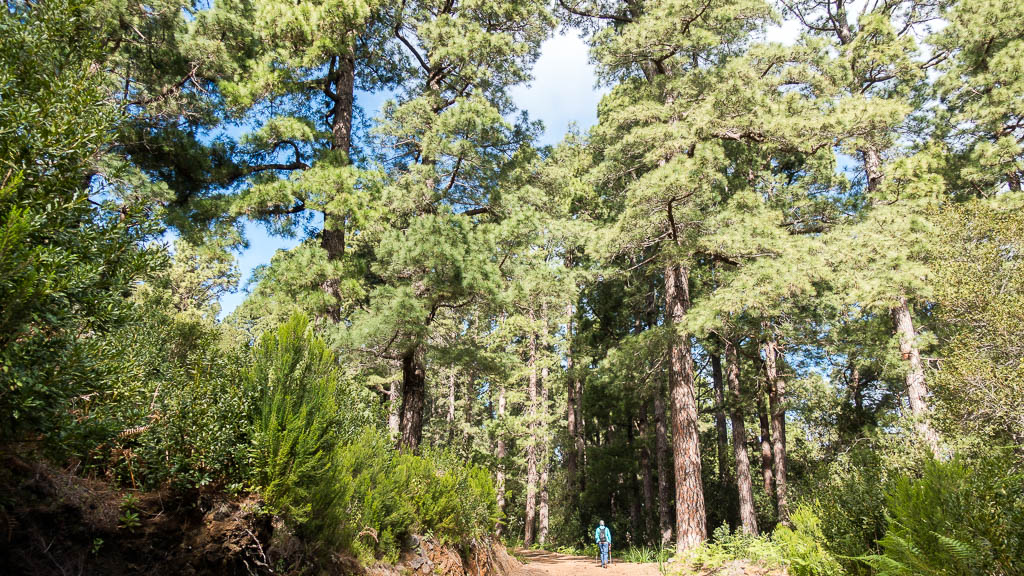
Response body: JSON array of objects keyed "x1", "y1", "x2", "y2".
[{"x1": 599, "y1": 520, "x2": 605, "y2": 527}]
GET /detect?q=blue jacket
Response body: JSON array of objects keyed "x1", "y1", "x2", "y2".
[{"x1": 594, "y1": 525, "x2": 612, "y2": 545}]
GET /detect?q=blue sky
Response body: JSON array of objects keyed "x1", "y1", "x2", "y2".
[{"x1": 218, "y1": 31, "x2": 606, "y2": 317}]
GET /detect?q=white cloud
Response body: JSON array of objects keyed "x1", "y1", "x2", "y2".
[
  {"x1": 510, "y1": 31, "x2": 607, "y2": 146},
  {"x1": 763, "y1": 18, "x2": 802, "y2": 45}
]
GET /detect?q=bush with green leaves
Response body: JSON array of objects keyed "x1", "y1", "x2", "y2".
[
  {"x1": 686, "y1": 509, "x2": 843, "y2": 576},
  {"x1": 621, "y1": 545, "x2": 672, "y2": 564},
  {"x1": 862, "y1": 453, "x2": 1024, "y2": 576},
  {"x1": 135, "y1": 348, "x2": 253, "y2": 491},
  {"x1": 774, "y1": 507, "x2": 845, "y2": 576},
  {"x1": 801, "y1": 427, "x2": 933, "y2": 574},
  {"x1": 247, "y1": 313, "x2": 352, "y2": 527},
  {"x1": 333, "y1": 430, "x2": 500, "y2": 562},
  {"x1": 686, "y1": 524, "x2": 787, "y2": 571},
  {"x1": 44, "y1": 283, "x2": 255, "y2": 492},
  {"x1": 0, "y1": 0, "x2": 162, "y2": 438}
]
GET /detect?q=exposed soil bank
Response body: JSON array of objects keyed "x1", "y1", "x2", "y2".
[{"x1": 0, "y1": 454, "x2": 522, "y2": 576}]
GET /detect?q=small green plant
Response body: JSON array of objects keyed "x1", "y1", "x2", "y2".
[
  {"x1": 120, "y1": 493, "x2": 138, "y2": 510},
  {"x1": 118, "y1": 492, "x2": 142, "y2": 531},
  {"x1": 622, "y1": 545, "x2": 670, "y2": 563},
  {"x1": 91, "y1": 538, "x2": 104, "y2": 555},
  {"x1": 687, "y1": 524, "x2": 786, "y2": 570},
  {"x1": 119, "y1": 509, "x2": 141, "y2": 531}
]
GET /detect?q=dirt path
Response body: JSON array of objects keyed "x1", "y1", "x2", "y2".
[{"x1": 515, "y1": 550, "x2": 662, "y2": 576}]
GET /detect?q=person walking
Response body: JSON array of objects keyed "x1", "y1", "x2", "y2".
[{"x1": 594, "y1": 520, "x2": 612, "y2": 568}]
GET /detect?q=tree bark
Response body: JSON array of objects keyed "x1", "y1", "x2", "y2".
[
  {"x1": 664, "y1": 263, "x2": 707, "y2": 552},
  {"x1": 654, "y1": 379, "x2": 674, "y2": 547},
  {"x1": 446, "y1": 371, "x2": 457, "y2": 445},
  {"x1": 763, "y1": 339, "x2": 790, "y2": 525},
  {"x1": 388, "y1": 379, "x2": 401, "y2": 439},
  {"x1": 495, "y1": 379, "x2": 507, "y2": 537},
  {"x1": 892, "y1": 296, "x2": 942, "y2": 455},
  {"x1": 711, "y1": 353, "x2": 730, "y2": 484},
  {"x1": 627, "y1": 416, "x2": 642, "y2": 541},
  {"x1": 539, "y1": 361, "x2": 550, "y2": 546},
  {"x1": 463, "y1": 373, "x2": 474, "y2": 452},
  {"x1": 318, "y1": 52, "x2": 355, "y2": 321},
  {"x1": 524, "y1": 324, "x2": 539, "y2": 547},
  {"x1": 757, "y1": 390, "x2": 775, "y2": 498},
  {"x1": 863, "y1": 147, "x2": 883, "y2": 194},
  {"x1": 566, "y1": 299, "x2": 584, "y2": 499},
  {"x1": 858, "y1": 121, "x2": 940, "y2": 456},
  {"x1": 639, "y1": 405, "x2": 656, "y2": 541},
  {"x1": 322, "y1": 52, "x2": 354, "y2": 261},
  {"x1": 398, "y1": 345, "x2": 426, "y2": 451},
  {"x1": 726, "y1": 339, "x2": 759, "y2": 536}
]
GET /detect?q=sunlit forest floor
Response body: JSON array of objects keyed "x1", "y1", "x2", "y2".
[
  {"x1": 516, "y1": 550, "x2": 661, "y2": 576},
  {"x1": 515, "y1": 549, "x2": 786, "y2": 576}
]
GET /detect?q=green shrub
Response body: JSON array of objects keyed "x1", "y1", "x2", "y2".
[
  {"x1": 0, "y1": 0, "x2": 162, "y2": 439},
  {"x1": 686, "y1": 524, "x2": 786, "y2": 570},
  {"x1": 248, "y1": 313, "x2": 346, "y2": 528},
  {"x1": 862, "y1": 453, "x2": 1024, "y2": 576},
  {"x1": 687, "y1": 511, "x2": 844, "y2": 576},
  {"x1": 333, "y1": 430, "x2": 500, "y2": 562},
  {"x1": 334, "y1": 431, "x2": 418, "y2": 562},
  {"x1": 621, "y1": 545, "x2": 671, "y2": 563},
  {"x1": 805, "y1": 428, "x2": 931, "y2": 573},
  {"x1": 136, "y1": 350, "x2": 252, "y2": 490},
  {"x1": 774, "y1": 507, "x2": 845, "y2": 576}
]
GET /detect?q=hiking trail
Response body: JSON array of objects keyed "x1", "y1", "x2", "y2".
[{"x1": 515, "y1": 550, "x2": 662, "y2": 576}]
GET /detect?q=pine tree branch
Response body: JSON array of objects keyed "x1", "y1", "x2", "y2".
[
  {"x1": 395, "y1": 23, "x2": 431, "y2": 74},
  {"x1": 556, "y1": 0, "x2": 633, "y2": 23}
]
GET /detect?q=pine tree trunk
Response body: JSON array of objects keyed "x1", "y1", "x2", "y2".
[
  {"x1": 539, "y1": 361, "x2": 550, "y2": 546},
  {"x1": 725, "y1": 339, "x2": 758, "y2": 536},
  {"x1": 495, "y1": 379, "x2": 507, "y2": 537},
  {"x1": 654, "y1": 380, "x2": 674, "y2": 547},
  {"x1": 863, "y1": 147, "x2": 883, "y2": 193},
  {"x1": 639, "y1": 405, "x2": 656, "y2": 541},
  {"x1": 892, "y1": 297, "x2": 942, "y2": 455},
  {"x1": 388, "y1": 379, "x2": 401, "y2": 439},
  {"x1": 859, "y1": 137, "x2": 940, "y2": 456},
  {"x1": 763, "y1": 339, "x2": 790, "y2": 525},
  {"x1": 446, "y1": 371, "x2": 457, "y2": 446},
  {"x1": 539, "y1": 463, "x2": 550, "y2": 545},
  {"x1": 398, "y1": 345, "x2": 426, "y2": 451},
  {"x1": 664, "y1": 263, "x2": 707, "y2": 552},
  {"x1": 711, "y1": 353, "x2": 730, "y2": 483},
  {"x1": 524, "y1": 325, "x2": 539, "y2": 547},
  {"x1": 627, "y1": 416, "x2": 642, "y2": 541},
  {"x1": 463, "y1": 374, "x2": 474, "y2": 452},
  {"x1": 317, "y1": 52, "x2": 356, "y2": 320},
  {"x1": 322, "y1": 52, "x2": 354, "y2": 262},
  {"x1": 1008, "y1": 171, "x2": 1022, "y2": 192},
  {"x1": 566, "y1": 300, "x2": 579, "y2": 498},
  {"x1": 576, "y1": 377, "x2": 585, "y2": 491},
  {"x1": 757, "y1": 391, "x2": 775, "y2": 498}
]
